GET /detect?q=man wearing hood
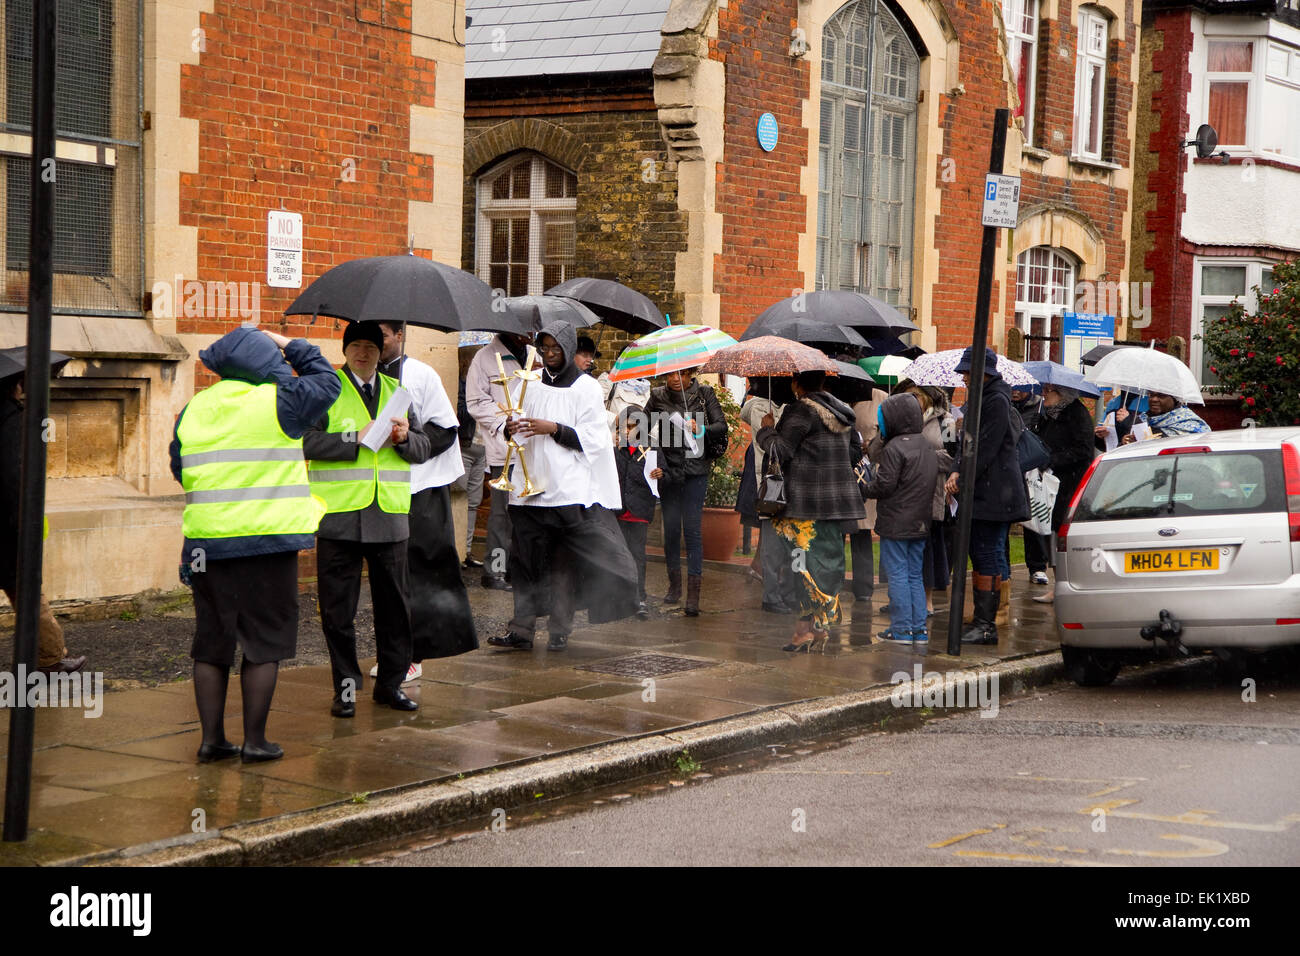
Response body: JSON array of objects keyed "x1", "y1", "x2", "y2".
[
  {"x1": 859, "y1": 392, "x2": 939, "y2": 644},
  {"x1": 170, "y1": 326, "x2": 340, "y2": 763},
  {"x1": 304, "y1": 320, "x2": 432, "y2": 716},
  {"x1": 944, "y1": 346, "x2": 1030, "y2": 644},
  {"x1": 486, "y1": 319, "x2": 638, "y2": 651}
]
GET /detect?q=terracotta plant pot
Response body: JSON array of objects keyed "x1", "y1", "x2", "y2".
[{"x1": 700, "y1": 506, "x2": 742, "y2": 562}]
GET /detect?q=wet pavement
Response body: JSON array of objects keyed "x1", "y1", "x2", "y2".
[{"x1": 0, "y1": 561, "x2": 1059, "y2": 865}]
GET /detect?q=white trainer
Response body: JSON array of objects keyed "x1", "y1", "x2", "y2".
[
  {"x1": 368, "y1": 662, "x2": 422, "y2": 684},
  {"x1": 1031, "y1": 571, "x2": 1049, "y2": 585}
]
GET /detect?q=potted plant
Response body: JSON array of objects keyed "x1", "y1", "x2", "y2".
[{"x1": 701, "y1": 384, "x2": 746, "y2": 561}]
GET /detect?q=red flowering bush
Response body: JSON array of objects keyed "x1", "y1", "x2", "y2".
[{"x1": 1198, "y1": 259, "x2": 1300, "y2": 427}]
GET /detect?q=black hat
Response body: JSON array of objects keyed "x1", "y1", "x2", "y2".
[
  {"x1": 954, "y1": 346, "x2": 1000, "y2": 374},
  {"x1": 343, "y1": 320, "x2": 384, "y2": 351},
  {"x1": 576, "y1": 335, "x2": 601, "y2": 358}
]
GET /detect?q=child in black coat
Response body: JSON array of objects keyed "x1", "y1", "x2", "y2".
[{"x1": 613, "y1": 406, "x2": 662, "y2": 619}]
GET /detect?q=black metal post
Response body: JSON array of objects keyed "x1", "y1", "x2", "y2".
[
  {"x1": 946, "y1": 109, "x2": 1009, "y2": 657},
  {"x1": 4, "y1": 0, "x2": 57, "y2": 842}
]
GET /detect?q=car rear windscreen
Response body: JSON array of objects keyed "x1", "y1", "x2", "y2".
[{"x1": 1074, "y1": 449, "x2": 1285, "y2": 521}]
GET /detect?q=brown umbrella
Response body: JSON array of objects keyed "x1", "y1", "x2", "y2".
[{"x1": 699, "y1": 335, "x2": 840, "y2": 377}]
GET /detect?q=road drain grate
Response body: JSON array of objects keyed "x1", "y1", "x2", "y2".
[{"x1": 578, "y1": 654, "x2": 717, "y2": 679}]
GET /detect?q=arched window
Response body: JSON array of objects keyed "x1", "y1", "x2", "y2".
[
  {"x1": 1015, "y1": 247, "x2": 1076, "y2": 361},
  {"x1": 475, "y1": 153, "x2": 577, "y2": 296},
  {"x1": 816, "y1": 0, "x2": 919, "y2": 310}
]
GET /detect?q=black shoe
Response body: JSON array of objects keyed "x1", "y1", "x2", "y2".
[
  {"x1": 961, "y1": 625, "x2": 998, "y2": 645},
  {"x1": 463, "y1": 555, "x2": 484, "y2": 569},
  {"x1": 877, "y1": 604, "x2": 892, "y2": 616},
  {"x1": 481, "y1": 575, "x2": 512, "y2": 591},
  {"x1": 762, "y1": 602, "x2": 793, "y2": 614},
  {"x1": 373, "y1": 687, "x2": 419, "y2": 711},
  {"x1": 196, "y1": 740, "x2": 241, "y2": 763},
  {"x1": 636, "y1": 602, "x2": 650, "y2": 620},
  {"x1": 240, "y1": 741, "x2": 284, "y2": 763},
  {"x1": 330, "y1": 696, "x2": 356, "y2": 718},
  {"x1": 486, "y1": 632, "x2": 533, "y2": 650},
  {"x1": 547, "y1": 633, "x2": 568, "y2": 651}
]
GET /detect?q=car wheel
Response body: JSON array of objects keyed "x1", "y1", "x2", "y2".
[{"x1": 1061, "y1": 645, "x2": 1121, "y2": 687}]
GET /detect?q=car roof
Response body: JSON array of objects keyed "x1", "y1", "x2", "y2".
[{"x1": 1099, "y1": 426, "x2": 1300, "y2": 461}]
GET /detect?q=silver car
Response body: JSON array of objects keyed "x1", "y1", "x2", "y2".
[{"x1": 1055, "y1": 427, "x2": 1300, "y2": 685}]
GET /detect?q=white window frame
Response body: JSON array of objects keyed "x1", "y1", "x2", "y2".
[
  {"x1": 1014, "y1": 247, "x2": 1076, "y2": 362},
  {"x1": 1191, "y1": 258, "x2": 1278, "y2": 388},
  {"x1": 1001, "y1": 0, "x2": 1038, "y2": 145},
  {"x1": 1201, "y1": 32, "x2": 1300, "y2": 163},
  {"x1": 475, "y1": 154, "x2": 577, "y2": 296},
  {"x1": 1073, "y1": 8, "x2": 1109, "y2": 161}
]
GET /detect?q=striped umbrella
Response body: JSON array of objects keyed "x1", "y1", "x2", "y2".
[{"x1": 608, "y1": 324, "x2": 738, "y2": 382}]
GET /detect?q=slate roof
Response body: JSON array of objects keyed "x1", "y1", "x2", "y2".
[{"x1": 466, "y1": 0, "x2": 672, "y2": 79}]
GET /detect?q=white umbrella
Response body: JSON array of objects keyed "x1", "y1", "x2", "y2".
[
  {"x1": 1085, "y1": 346, "x2": 1203, "y2": 404},
  {"x1": 906, "y1": 349, "x2": 1038, "y2": 388}
]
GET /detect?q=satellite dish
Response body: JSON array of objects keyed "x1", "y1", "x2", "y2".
[{"x1": 1192, "y1": 124, "x2": 1219, "y2": 159}]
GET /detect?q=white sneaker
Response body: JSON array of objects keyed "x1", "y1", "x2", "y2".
[
  {"x1": 1031, "y1": 571, "x2": 1049, "y2": 585},
  {"x1": 368, "y1": 662, "x2": 422, "y2": 684}
]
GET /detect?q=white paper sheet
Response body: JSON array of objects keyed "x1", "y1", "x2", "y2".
[
  {"x1": 668, "y1": 411, "x2": 701, "y2": 457},
  {"x1": 1130, "y1": 420, "x2": 1153, "y2": 443},
  {"x1": 643, "y1": 449, "x2": 660, "y2": 498},
  {"x1": 1102, "y1": 412, "x2": 1118, "y2": 452},
  {"x1": 360, "y1": 386, "x2": 412, "y2": 452}
]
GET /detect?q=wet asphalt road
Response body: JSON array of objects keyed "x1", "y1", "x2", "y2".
[{"x1": 366, "y1": 656, "x2": 1300, "y2": 867}]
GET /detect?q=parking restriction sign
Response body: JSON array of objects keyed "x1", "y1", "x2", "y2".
[{"x1": 981, "y1": 174, "x2": 1021, "y2": 228}]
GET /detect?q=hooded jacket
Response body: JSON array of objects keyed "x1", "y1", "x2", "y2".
[
  {"x1": 860, "y1": 392, "x2": 939, "y2": 539},
  {"x1": 756, "y1": 390, "x2": 863, "y2": 521},
  {"x1": 168, "y1": 327, "x2": 342, "y2": 560}
]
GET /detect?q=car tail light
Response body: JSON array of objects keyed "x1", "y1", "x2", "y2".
[
  {"x1": 1277, "y1": 618, "x2": 1300, "y2": 626},
  {"x1": 1057, "y1": 456, "x2": 1102, "y2": 553},
  {"x1": 1283, "y1": 443, "x2": 1300, "y2": 543},
  {"x1": 1158, "y1": 446, "x2": 1211, "y2": 455},
  {"x1": 1062, "y1": 622, "x2": 1084, "y2": 630}
]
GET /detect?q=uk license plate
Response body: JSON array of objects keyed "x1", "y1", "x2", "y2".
[{"x1": 1124, "y1": 548, "x2": 1220, "y2": 573}]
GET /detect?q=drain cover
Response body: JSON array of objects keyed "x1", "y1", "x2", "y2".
[{"x1": 578, "y1": 654, "x2": 716, "y2": 679}]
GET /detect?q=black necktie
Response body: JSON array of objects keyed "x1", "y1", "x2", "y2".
[{"x1": 362, "y1": 382, "x2": 373, "y2": 402}]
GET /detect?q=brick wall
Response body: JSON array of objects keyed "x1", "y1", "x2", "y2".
[
  {"x1": 712, "y1": 0, "x2": 810, "y2": 339},
  {"x1": 462, "y1": 77, "x2": 687, "y2": 365},
  {"x1": 178, "y1": 0, "x2": 439, "y2": 387}
]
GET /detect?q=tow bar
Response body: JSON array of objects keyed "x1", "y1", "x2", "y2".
[{"x1": 1140, "y1": 609, "x2": 1188, "y2": 655}]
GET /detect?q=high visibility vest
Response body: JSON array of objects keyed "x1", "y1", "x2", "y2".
[
  {"x1": 178, "y1": 379, "x2": 323, "y2": 539},
  {"x1": 307, "y1": 369, "x2": 411, "y2": 515}
]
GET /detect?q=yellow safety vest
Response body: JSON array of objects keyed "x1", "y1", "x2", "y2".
[
  {"x1": 307, "y1": 369, "x2": 411, "y2": 515},
  {"x1": 178, "y1": 379, "x2": 323, "y2": 539}
]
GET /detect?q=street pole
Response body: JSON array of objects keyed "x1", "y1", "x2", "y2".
[
  {"x1": 4, "y1": 0, "x2": 57, "y2": 842},
  {"x1": 946, "y1": 108, "x2": 1009, "y2": 657}
]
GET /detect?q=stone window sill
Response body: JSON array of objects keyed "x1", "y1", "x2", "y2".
[
  {"x1": 1021, "y1": 146, "x2": 1052, "y2": 162},
  {"x1": 1068, "y1": 155, "x2": 1123, "y2": 172}
]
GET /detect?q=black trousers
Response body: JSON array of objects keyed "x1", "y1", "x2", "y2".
[
  {"x1": 1023, "y1": 528, "x2": 1053, "y2": 573},
  {"x1": 849, "y1": 529, "x2": 874, "y2": 600},
  {"x1": 317, "y1": 536, "x2": 412, "y2": 697},
  {"x1": 619, "y1": 519, "x2": 649, "y2": 602}
]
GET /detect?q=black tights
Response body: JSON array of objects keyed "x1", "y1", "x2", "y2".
[{"x1": 193, "y1": 658, "x2": 279, "y2": 749}]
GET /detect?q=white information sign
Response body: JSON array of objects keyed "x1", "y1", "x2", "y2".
[
  {"x1": 267, "y1": 210, "x2": 303, "y2": 288},
  {"x1": 981, "y1": 174, "x2": 1021, "y2": 228}
]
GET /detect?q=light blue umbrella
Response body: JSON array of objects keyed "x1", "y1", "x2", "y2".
[{"x1": 1021, "y1": 360, "x2": 1103, "y2": 398}]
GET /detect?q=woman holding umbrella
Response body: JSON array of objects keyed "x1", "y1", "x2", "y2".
[
  {"x1": 1029, "y1": 383, "x2": 1097, "y2": 603},
  {"x1": 1124, "y1": 391, "x2": 1210, "y2": 440}
]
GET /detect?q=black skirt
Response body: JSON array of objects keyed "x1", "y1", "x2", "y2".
[
  {"x1": 408, "y1": 485, "x2": 479, "y2": 660},
  {"x1": 191, "y1": 550, "x2": 299, "y2": 666}
]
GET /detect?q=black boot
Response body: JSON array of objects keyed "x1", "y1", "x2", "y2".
[
  {"x1": 664, "y1": 565, "x2": 682, "y2": 604},
  {"x1": 961, "y1": 578, "x2": 999, "y2": 645},
  {"x1": 684, "y1": 574, "x2": 702, "y2": 617}
]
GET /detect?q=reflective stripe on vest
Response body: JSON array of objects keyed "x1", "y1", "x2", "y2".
[
  {"x1": 306, "y1": 368, "x2": 411, "y2": 515},
  {"x1": 178, "y1": 379, "x2": 324, "y2": 539}
]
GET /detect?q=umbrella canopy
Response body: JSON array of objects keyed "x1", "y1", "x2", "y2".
[
  {"x1": 544, "y1": 277, "x2": 664, "y2": 335},
  {"x1": 699, "y1": 335, "x2": 840, "y2": 378},
  {"x1": 1085, "y1": 346, "x2": 1203, "y2": 404},
  {"x1": 1080, "y1": 342, "x2": 1144, "y2": 367},
  {"x1": 458, "y1": 330, "x2": 493, "y2": 348},
  {"x1": 739, "y1": 314, "x2": 869, "y2": 348},
  {"x1": 284, "y1": 255, "x2": 527, "y2": 335},
  {"x1": 0, "y1": 346, "x2": 72, "y2": 381},
  {"x1": 608, "y1": 324, "x2": 737, "y2": 382},
  {"x1": 828, "y1": 359, "x2": 876, "y2": 404},
  {"x1": 751, "y1": 290, "x2": 918, "y2": 338},
  {"x1": 907, "y1": 349, "x2": 1038, "y2": 388},
  {"x1": 502, "y1": 294, "x2": 601, "y2": 334},
  {"x1": 860, "y1": 354, "x2": 913, "y2": 387},
  {"x1": 1021, "y1": 360, "x2": 1103, "y2": 398}
]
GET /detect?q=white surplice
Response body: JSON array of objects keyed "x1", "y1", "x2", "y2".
[{"x1": 508, "y1": 374, "x2": 622, "y2": 510}]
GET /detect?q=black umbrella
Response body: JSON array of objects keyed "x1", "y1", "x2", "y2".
[
  {"x1": 739, "y1": 315, "x2": 869, "y2": 348},
  {"x1": 503, "y1": 294, "x2": 602, "y2": 334},
  {"x1": 1080, "y1": 341, "x2": 1145, "y2": 366},
  {"x1": 827, "y1": 359, "x2": 876, "y2": 404},
  {"x1": 545, "y1": 277, "x2": 664, "y2": 335},
  {"x1": 0, "y1": 346, "x2": 72, "y2": 381},
  {"x1": 753, "y1": 290, "x2": 918, "y2": 337},
  {"x1": 284, "y1": 255, "x2": 529, "y2": 335}
]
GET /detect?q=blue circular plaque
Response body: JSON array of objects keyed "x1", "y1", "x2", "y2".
[{"x1": 757, "y1": 112, "x2": 779, "y2": 152}]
